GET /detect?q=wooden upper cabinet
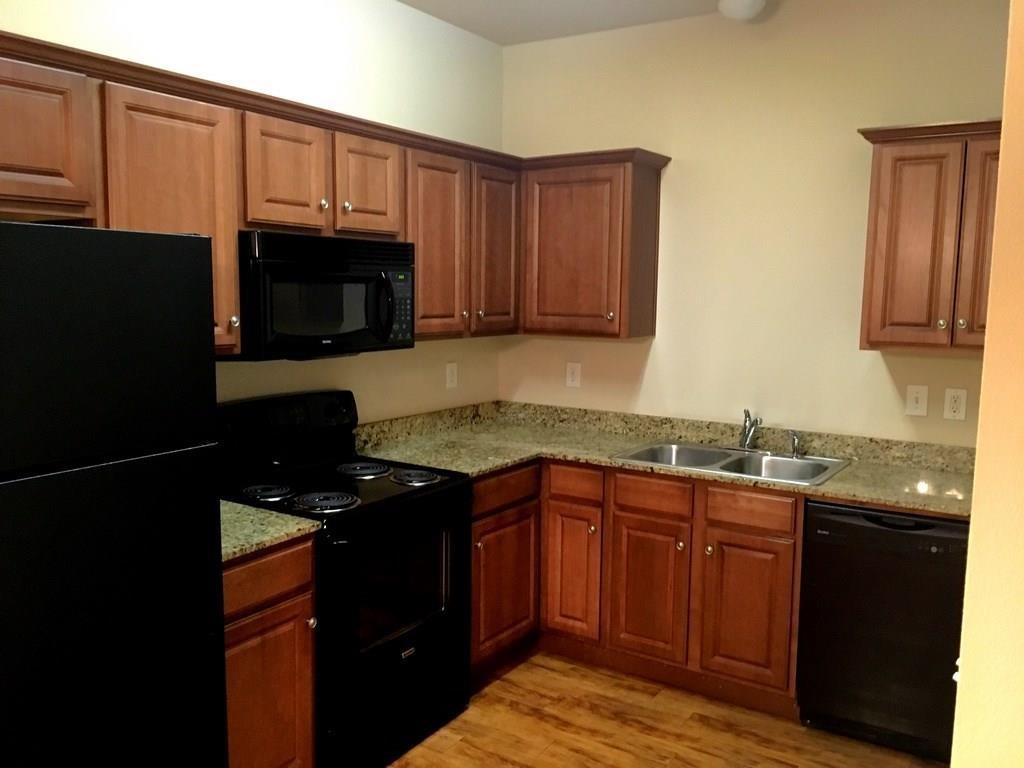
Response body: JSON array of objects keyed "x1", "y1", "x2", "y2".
[
  {"x1": 0, "y1": 57, "x2": 96, "y2": 216},
  {"x1": 105, "y1": 83, "x2": 241, "y2": 353},
  {"x1": 523, "y1": 152, "x2": 668, "y2": 338},
  {"x1": 543, "y1": 497, "x2": 602, "y2": 641},
  {"x1": 225, "y1": 592, "x2": 314, "y2": 768},
  {"x1": 243, "y1": 112, "x2": 329, "y2": 229},
  {"x1": 470, "y1": 163, "x2": 519, "y2": 335},
  {"x1": 407, "y1": 149, "x2": 470, "y2": 336},
  {"x1": 954, "y1": 136, "x2": 1000, "y2": 348},
  {"x1": 699, "y1": 526, "x2": 794, "y2": 690},
  {"x1": 471, "y1": 500, "x2": 538, "y2": 665},
  {"x1": 334, "y1": 132, "x2": 403, "y2": 234},
  {"x1": 859, "y1": 121, "x2": 1000, "y2": 350}
]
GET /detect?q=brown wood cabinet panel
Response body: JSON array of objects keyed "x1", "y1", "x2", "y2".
[
  {"x1": 407, "y1": 149, "x2": 470, "y2": 335},
  {"x1": 473, "y1": 463, "x2": 540, "y2": 519},
  {"x1": 524, "y1": 164, "x2": 624, "y2": 335},
  {"x1": 611, "y1": 472, "x2": 693, "y2": 520},
  {"x1": 547, "y1": 463, "x2": 604, "y2": 504},
  {"x1": 0, "y1": 57, "x2": 96, "y2": 212},
  {"x1": 222, "y1": 540, "x2": 314, "y2": 621},
  {"x1": 699, "y1": 526, "x2": 794, "y2": 689},
  {"x1": 543, "y1": 498, "x2": 602, "y2": 640},
  {"x1": 954, "y1": 136, "x2": 1000, "y2": 348},
  {"x1": 225, "y1": 592, "x2": 314, "y2": 768},
  {"x1": 607, "y1": 508, "x2": 690, "y2": 664},
  {"x1": 334, "y1": 132, "x2": 403, "y2": 233},
  {"x1": 472, "y1": 501, "x2": 538, "y2": 664},
  {"x1": 243, "y1": 112, "x2": 328, "y2": 229},
  {"x1": 706, "y1": 486, "x2": 796, "y2": 536},
  {"x1": 861, "y1": 140, "x2": 964, "y2": 347},
  {"x1": 105, "y1": 83, "x2": 241, "y2": 353},
  {"x1": 470, "y1": 162, "x2": 519, "y2": 334}
]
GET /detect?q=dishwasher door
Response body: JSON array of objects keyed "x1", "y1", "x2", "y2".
[{"x1": 797, "y1": 501, "x2": 968, "y2": 762}]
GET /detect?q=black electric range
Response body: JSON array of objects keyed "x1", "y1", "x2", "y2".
[{"x1": 219, "y1": 390, "x2": 471, "y2": 767}]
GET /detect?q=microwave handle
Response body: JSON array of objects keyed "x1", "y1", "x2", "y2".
[{"x1": 377, "y1": 272, "x2": 395, "y2": 337}]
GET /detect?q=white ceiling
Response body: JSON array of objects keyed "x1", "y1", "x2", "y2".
[{"x1": 397, "y1": 0, "x2": 722, "y2": 45}]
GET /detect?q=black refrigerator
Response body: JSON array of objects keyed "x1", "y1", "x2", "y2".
[{"x1": 0, "y1": 222, "x2": 227, "y2": 766}]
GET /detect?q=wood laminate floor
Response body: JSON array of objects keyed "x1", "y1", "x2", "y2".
[{"x1": 394, "y1": 653, "x2": 941, "y2": 767}]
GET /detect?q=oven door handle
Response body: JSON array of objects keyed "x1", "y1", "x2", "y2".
[{"x1": 376, "y1": 272, "x2": 396, "y2": 339}]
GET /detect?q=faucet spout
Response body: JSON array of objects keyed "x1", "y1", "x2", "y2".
[{"x1": 740, "y1": 409, "x2": 762, "y2": 449}]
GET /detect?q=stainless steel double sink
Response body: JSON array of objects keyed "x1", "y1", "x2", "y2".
[{"x1": 613, "y1": 442, "x2": 849, "y2": 486}]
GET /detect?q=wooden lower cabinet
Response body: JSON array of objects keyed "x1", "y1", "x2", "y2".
[
  {"x1": 543, "y1": 497, "x2": 602, "y2": 641},
  {"x1": 472, "y1": 500, "x2": 538, "y2": 664},
  {"x1": 698, "y1": 525, "x2": 795, "y2": 690}
]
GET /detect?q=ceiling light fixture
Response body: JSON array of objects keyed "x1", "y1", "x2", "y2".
[{"x1": 718, "y1": 0, "x2": 767, "y2": 22}]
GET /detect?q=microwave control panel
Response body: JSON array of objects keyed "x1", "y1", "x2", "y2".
[{"x1": 389, "y1": 271, "x2": 413, "y2": 342}]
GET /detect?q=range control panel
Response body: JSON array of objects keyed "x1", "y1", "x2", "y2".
[{"x1": 389, "y1": 271, "x2": 413, "y2": 343}]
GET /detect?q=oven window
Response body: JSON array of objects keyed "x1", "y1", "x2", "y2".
[
  {"x1": 357, "y1": 528, "x2": 447, "y2": 650},
  {"x1": 271, "y1": 280, "x2": 367, "y2": 336}
]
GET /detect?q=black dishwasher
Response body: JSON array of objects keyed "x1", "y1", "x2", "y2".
[{"x1": 797, "y1": 501, "x2": 968, "y2": 762}]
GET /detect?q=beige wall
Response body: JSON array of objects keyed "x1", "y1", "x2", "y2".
[
  {"x1": 500, "y1": 0, "x2": 1008, "y2": 445},
  {"x1": 953, "y1": 0, "x2": 1024, "y2": 762},
  {"x1": 0, "y1": 0, "x2": 509, "y2": 421}
]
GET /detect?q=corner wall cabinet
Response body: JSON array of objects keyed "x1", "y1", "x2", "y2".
[{"x1": 859, "y1": 121, "x2": 1000, "y2": 349}]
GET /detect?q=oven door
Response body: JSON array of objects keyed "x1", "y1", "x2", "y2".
[{"x1": 260, "y1": 263, "x2": 396, "y2": 358}]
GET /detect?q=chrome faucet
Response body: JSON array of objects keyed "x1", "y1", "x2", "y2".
[
  {"x1": 740, "y1": 409, "x2": 763, "y2": 450},
  {"x1": 788, "y1": 430, "x2": 803, "y2": 458}
]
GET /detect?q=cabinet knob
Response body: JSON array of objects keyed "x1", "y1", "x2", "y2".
[
  {"x1": 705, "y1": 544, "x2": 714, "y2": 556},
  {"x1": 587, "y1": 524, "x2": 597, "y2": 535},
  {"x1": 606, "y1": 311, "x2": 615, "y2": 321},
  {"x1": 937, "y1": 318, "x2": 948, "y2": 330},
  {"x1": 477, "y1": 309, "x2": 485, "y2": 319},
  {"x1": 229, "y1": 315, "x2": 240, "y2": 328},
  {"x1": 676, "y1": 541, "x2": 686, "y2": 551},
  {"x1": 461, "y1": 310, "x2": 469, "y2": 319},
  {"x1": 320, "y1": 198, "x2": 329, "y2": 210},
  {"x1": 342, "y1": 201, "x2": 353, "y2": 213},
  {"x1": 474, "y1": 541, "x2": 483, "y2": 550},
  {"x1": 957, "y1": 318, "x2": 968, "y2": 330},
  {"x1": 306, "y1": 617, "x2": 318, "y2": 629}
]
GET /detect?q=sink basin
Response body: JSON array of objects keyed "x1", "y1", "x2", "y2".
[
  {"x1": 614, "y1": 441, "x2": 849, "y2": 486},
  {"x1": 718, "y1": 454, "x2": 832, "y2": 483},
  {"x1": 618, "y1": 443, "x2": 732, "y2": 468}
]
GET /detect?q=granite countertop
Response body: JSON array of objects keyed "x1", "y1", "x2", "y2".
[
  {"x1": 365, "y1": 422, "x2": 972, "y2": 520},
  {"x1": 220, "y1": 500, "x2": 320, "y2": 563}
]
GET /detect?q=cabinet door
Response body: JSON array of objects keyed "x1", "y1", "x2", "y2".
[
  {"x1": 243, "y1": 112, "x2": 328, "y2": 229},
  {"x1": 105, "y1": 84, "x2": 241, "y2": 353},
  {"x1": 470, "y1": 163, "x2": 518, "y2": 335},
  {"x1": 407, "y1": 149, "x2": 470, "y2": 335},
  {"x1": 543, "y1": 498, "x2": 602, "y2": 640},
  {"x1": 524, "y1": 164, "x2": 623, "y2": 335},
  {"x1": 0, "y1": 57, "x2": 96, "y2": 210},
  {"x1": 472, "y1": 501, "x2": 538, "y2": 664},
  {"x1": 954, "y1": 136, "x2": 1000, "y2": 348},
  {"x1": 225, "y1": 592, "x2": 314, "y2": 768},
  {"x1": 862, "y1": 140, "x2": 964, "y2": 347},
  {"x1": 608, "y1": 509, "x2": 690, "y2": 664},
  {"x1": 699, "y1": 526, "x2": 794, "y2": 689},
  {"x1": 333, "y1": 132, "x2": 403, "y2": 233}
]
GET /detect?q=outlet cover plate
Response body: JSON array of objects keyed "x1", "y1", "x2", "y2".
[
  {"x1": 944, "y1": 388, "x2": 967, "y2": 420},
  {"x1": 905, "y1": 385, "x2": 928, "y2": 417},
  {"x1": 445, "y1": 362, "x2": 458, "y2": 389},
  {"x1": 566, "y1": 362, "x2": 582, "y2": 388}
]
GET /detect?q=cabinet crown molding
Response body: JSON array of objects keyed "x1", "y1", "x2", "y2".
[{"x1": 859, "y1": 119, "x2": 1002, "y2": 144}]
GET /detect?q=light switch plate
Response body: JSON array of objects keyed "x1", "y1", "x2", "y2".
[
  {"x1": 445, "y1": 362, "x2": 458, "y2": 389},
  {"x1": 944, "y1": 388, "x2": 967, "y2": 420},
  {"x1": 905, "y1": 385, "x2": 928, "y2": 416},
  {"x1": 566, "y1": 362, "x2": 582, "y2": 388}
]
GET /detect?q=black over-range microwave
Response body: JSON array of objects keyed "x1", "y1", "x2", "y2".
[{"x1": 235, "y1": 230, "x2": 414, "y2": 360}]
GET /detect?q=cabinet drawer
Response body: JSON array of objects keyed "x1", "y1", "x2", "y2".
[
  {"x1": 473, "y1": 463, "x2": 540, "y2": 519},
  {"x1": 611, "y1": 472, "x2": 693, "y2": 519},
  {"x1": 223, "y1": 539, "x2": 314, "y2": 620},
  {"x1": 548, "y1": 463, "x2": 604, "y2": 504},
  {"x1": 706, "y1": 487, "x2": 796, "y2": 536}
]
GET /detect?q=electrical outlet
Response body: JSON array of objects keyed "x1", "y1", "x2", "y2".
[
  {"x1": 445, "y1": 362, "x2": 458, "y2": 390},
  {"x1": 905, "y1": 385, "x2": 928, "y2": 416},
  {"x1": 565, "y1": 362, "x2": 582, "y2": 388},
  {"x1": 944, "y1": 388, "x2": 967, "y2": 421}
]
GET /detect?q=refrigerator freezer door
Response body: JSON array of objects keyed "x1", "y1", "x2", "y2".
[{"x1": 0, "y1": 445, "x2": 226, "y2": 766}]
